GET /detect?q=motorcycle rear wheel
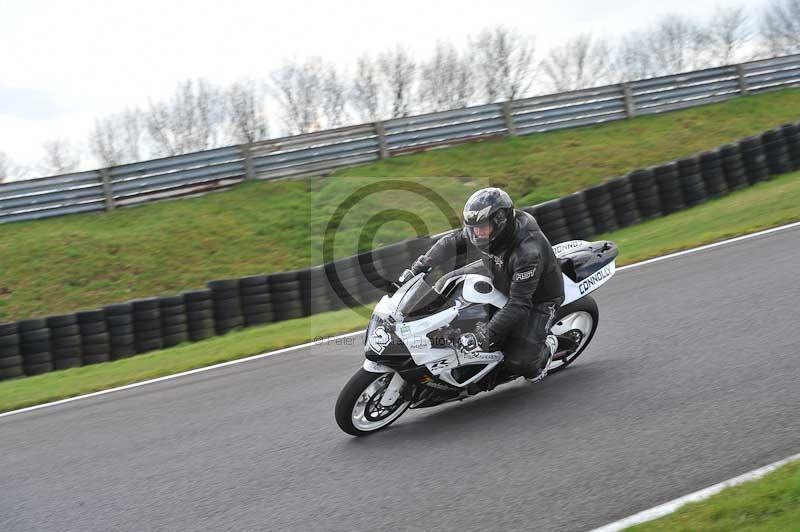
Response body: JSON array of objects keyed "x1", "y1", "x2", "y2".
[
  {"x1": 548, "y1": 295, "x2": 599, "y2": 374},
  {"x1": 335, "y1": 369, "x2": 411, "y2": 436}
]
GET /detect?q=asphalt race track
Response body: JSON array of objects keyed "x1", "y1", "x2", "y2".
[{"x1": 2, "y1": 227, "x2": 799, "y2": 532}]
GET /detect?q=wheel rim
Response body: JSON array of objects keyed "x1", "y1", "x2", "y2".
[
  {"x1": 549, "y1": 311, "x2": 594, "y2": 371},
  {"x1": 351, "y1": 373, "x2": 410, "y2": 432}
]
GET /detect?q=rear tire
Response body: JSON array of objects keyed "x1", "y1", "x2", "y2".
[
  {"x1": 335, "y1": 369, "x2": 410, "y2": 436},
  {"x1": 548, "y1": 296, "x2": 599, "y2": 374}
]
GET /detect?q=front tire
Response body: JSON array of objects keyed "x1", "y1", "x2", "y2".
[
  {"x1": 548, "y1": 295, "x2": 599, "y2": 373},
  {"x1": 335, "y1": 369, "x2": 411, "y2": 436}
]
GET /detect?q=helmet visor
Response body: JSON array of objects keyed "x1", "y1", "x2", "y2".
[{"x1": 469, "y1": 222, "x2": 494, "y2": 241}]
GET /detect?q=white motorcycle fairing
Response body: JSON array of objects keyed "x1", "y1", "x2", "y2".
[{"x1": 364, "y1": 239, "x2": 617, "y2": 387}]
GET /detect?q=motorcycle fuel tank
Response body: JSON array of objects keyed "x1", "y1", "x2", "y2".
[{"x1": 460, "y1": 274, "x2": 507, "y2": 309}]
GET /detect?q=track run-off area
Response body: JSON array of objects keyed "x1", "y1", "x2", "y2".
[{"x1": 2, "y1": 224, "x2": 799, "y2": 532}]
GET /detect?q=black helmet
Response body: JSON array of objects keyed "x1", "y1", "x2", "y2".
[{"x1": 462, "y1": 187, "x2": 515, "y2": 253}]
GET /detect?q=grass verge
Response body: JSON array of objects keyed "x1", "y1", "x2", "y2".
[
  {"x1": 1, "y1": 90, "x2": 798, "y2": 320},
  {"x1": 626, "y1": 459, "x2": 800, "y2": 531},
  {"x1": 0, "y1": 171, "x2": 798, "y2": 413}
]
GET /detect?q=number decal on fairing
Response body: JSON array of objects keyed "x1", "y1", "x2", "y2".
[{"x1": 367, "y1": 326, "x2": 392, "y2": 354}]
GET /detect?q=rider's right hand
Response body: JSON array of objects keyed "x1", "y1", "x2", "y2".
[
  {"x1": 459, "y1": 332, "x2": 480, "y2": 353},
  {"x1": 410, "y1": 255, "x2": 434, "y2": 275}
]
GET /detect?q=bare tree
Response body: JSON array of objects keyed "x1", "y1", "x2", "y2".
[
  {"x1": 760, "y1": 0, "x2": 800, "y2": 55},
  {"x1": 40, "y1": 138, "x2": 80, "y2": 176},
  {"x1": 144, "y1": 78, "x2": 226, "y2": 157},
  {"x1": 418, "y1": 40, "x2": 475, "y2": 112},
  {"x1": 646, "y1": 14, "x2": 710, "y2": 75},
  {"x1": 270, "y1": 58, "x2": 326, "y2": 135},
  {"x1": 89, "y1": 116, "x2": 124, "y2": 167},
  {"x1": 0, "y1": 151, "x2": 8, "y2": 183},
  {"x1": 120, "y1": 107, "x2": 144, "y2": 162},
  {"x1": 541, "y1": 33, "x2": 612, "y2": 92},
  {"x1": 225, "y1": 79, "x2": 269, "y2": 144},
  {"x1": 610, "y1": 31, "x2": 658, "y2": 83},
  {"x1": 322, "y1": 66, "x2": 348, "y2": 128},
  {"x1": 469, "y1": 26, "x2": 537, "y2": 102},
  {"x1": 351, "y1": 55, "x2": 382, "y2": 122},
  {"x1": 0, "y1": 151, "x2": 30, "y2": 182},
  {"x1": 704, "y1": 4, "x2": 753, "y2": 65},
  {"x1": 378, "y1": 45, "x2": 417, "y2": 118}
]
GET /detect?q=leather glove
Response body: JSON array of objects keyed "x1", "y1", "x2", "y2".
[
  {"x1": 410, "y1": 255, "x2": 434, "y2": 275},
  {"x1": 459, "y1": 322, "x2": 494, "y2": 352}
]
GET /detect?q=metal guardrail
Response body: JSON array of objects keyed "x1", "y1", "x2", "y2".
[{"x1": 1, "y1": 53, "x2": 799, "y2": 225}]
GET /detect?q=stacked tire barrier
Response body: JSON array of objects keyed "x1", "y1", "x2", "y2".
[
  {"x1": 740, "y1": 137, "x2": 770, "y2": 183},
  {"x1": 607, "y1": 175, "x2": 641, "y2": 228},
  {"x1": 160, "y1": 296, "x2": 189, "y2": 347},
  {"x1": 78, "y1": 310, "x2": 110, "y2": 365},
  {"x1": 583, "y1": 183, "x2": 618, "y2": 234},
  {"x1": 240, "y1": 276, "x2": 274, "y2": 326},
  {"x1": 19, "y1": 319, "x2": 52, "y2": 375},
  {"x1": 761, "y1": 129, "x2": 793, "y2": 175},
  {"x1": 1, "y1": 122, "x2": 799, "y2": 381},
  {"x1": 699, "y1": 150, "x2": 728, "y2": 198},
  {"x1": 781, "y1": 123, "x2": 800, "y2": 170},
  {"x1": 268, "y1": 272, "x2": 303, "y2": 322},
  {"x1": 133, "y1": 299, "x2": 162, "y2": 353},
  {"x1": 105, "y1": 303, "x2": 136, "y2": 359},
  {"x1": 653, "y1": 162, "x2": 685, "y2": 214},
  {"x1": 677, "y1": 156, "x2": 708, "y2": 207},
  {"x1": 209, "y1": 280, "x2": 245, "y2": 334},
  {"x1": 47, "y1": 314, "x2": 82, "y2": 370},
  {"x1": 719, "y1": 144, "x2": 749, "y2": 191},
  {"x1": 0, "y1": 323, "x2": 23, "y2": 379},
  {"x1": 529, "y1": 200, "x2": 572, "y2": 244},
  {"x1": 628, "y1": 168, "x2": 662, "y2": 220},
  {"x1": 184, "y1": 290, "x2": 215, "y2": 341},
  {"x1": 560, "y1": 192, "x2": 596, "y2": 240}
]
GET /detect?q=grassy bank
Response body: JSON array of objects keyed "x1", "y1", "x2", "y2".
[
  {"x1": 627, "y1": 459, "x2": 800, "y2": 531},
  {"x1": 0, "y1": 90, "x2": 799, "y2": 321},
  {"x1": 0, "y1": 171, "x2": 798, "y2": 412}
]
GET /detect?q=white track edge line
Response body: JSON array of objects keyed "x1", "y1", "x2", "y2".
[
  {"x1": 590, "y1": 452, "x2": 800, "y2": 531},
  {"x1": 615, "y1": 220, "x2": 800, "y2": 272},
  {"x1": 0, "y1": 331, "x2": 363, "y2": 419},
  {"x1": 2, "y1": 220, "x2": 799, "y2": 420}
]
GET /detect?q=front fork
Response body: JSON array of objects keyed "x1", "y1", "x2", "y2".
[
  {"x1": 379, "y1": 372, "x2": 407, "y2": 407},
  {"x1": 363, "y1": 360, "x2": 408, "y2": 407}
]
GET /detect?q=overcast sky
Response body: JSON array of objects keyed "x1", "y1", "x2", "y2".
[{"x1": 0, "y1": 0, "x2": 773, "y2": 172}]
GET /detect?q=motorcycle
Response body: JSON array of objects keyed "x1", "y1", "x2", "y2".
[{"x1": 334, "y1": 239, "x2": 619, "y2": 436}]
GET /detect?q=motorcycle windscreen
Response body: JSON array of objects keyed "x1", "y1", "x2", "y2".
[{"x1": 396, "y1": 277, "x2": 440, "y2": 316}]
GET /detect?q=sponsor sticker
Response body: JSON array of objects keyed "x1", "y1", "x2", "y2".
[
  {"x1": 553, "y1": 240, "x2": 586, "y2": 256},
  {"x1": 578, "y1": 265, "x2": 613, "y2": 295}
]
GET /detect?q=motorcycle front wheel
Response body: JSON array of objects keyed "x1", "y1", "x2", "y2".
[{"x1": 335, "y1": 369, "x2": 411, "y2": 436}]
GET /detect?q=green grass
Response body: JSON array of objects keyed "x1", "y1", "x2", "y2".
[
  {"x1": 0, "y1": 305, "x2": 370, "y2": 413},
  {"x1": 626, "y1": 460, "x2": 800, "y2": 531},
  {"x1": 0, "y1": 89, "x2": 799, "y2": 322},
  {"x1": 0, "y1": 171, "x2": 798, "y2": 413},
  {"x1": 600, "y1": 171, "x2": 800, "y2": 264}
]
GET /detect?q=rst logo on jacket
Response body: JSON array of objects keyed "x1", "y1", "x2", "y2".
[{"x1": 512, "y1": 267, "x2": 536, "y2": 281}]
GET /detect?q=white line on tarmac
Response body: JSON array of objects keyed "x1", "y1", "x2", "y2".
[
  {"x1": 590, "y1": 452, "x2": 800, "y2": 531},
  {"x1": 1, "y1": 220, "x2": 799, "y2": 420}
]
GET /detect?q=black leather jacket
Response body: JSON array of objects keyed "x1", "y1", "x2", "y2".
[{"x1": 423, "y1": 210, "x2": 564, "y2": 344}]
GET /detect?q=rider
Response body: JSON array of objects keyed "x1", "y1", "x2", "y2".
[{"x1": 409, "y1": 187, "x2": 564, "y2": 382}]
